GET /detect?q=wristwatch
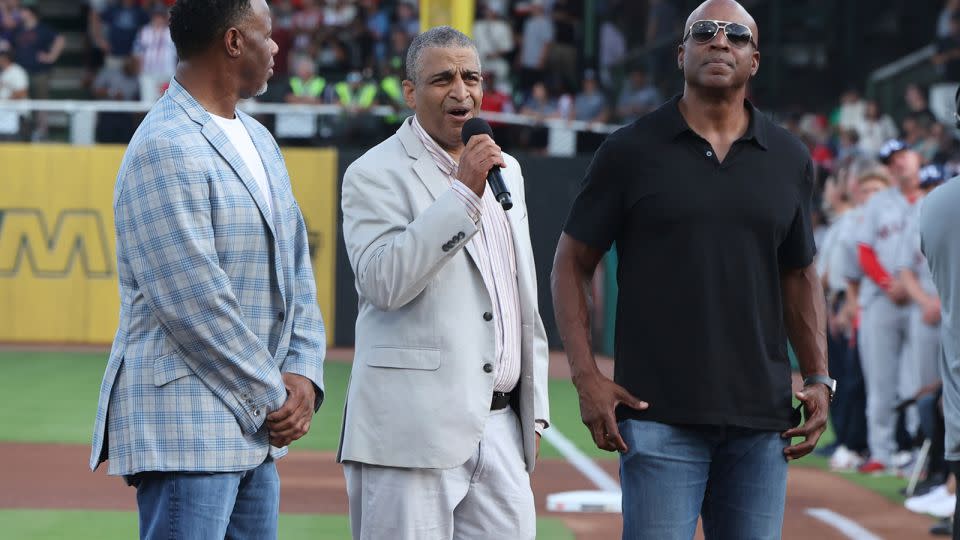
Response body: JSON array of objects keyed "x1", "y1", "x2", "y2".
[{"x1": 803, "y1": 374, "x2": 837, "y2": 402}]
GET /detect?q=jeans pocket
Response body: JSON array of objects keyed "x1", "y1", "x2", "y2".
[{"x1": 617, "y1": 419, "x2": 636, "y2": 457}]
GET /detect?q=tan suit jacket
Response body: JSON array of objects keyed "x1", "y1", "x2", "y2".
[{"x1": 338, "y1": 118, "x2": 549, "y2": 472}]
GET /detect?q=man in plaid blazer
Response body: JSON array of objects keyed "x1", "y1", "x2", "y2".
[{"x1": 89, "y1": 1, "x2": 324, "y2": 538}]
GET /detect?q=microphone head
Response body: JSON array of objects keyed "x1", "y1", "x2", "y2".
[{"x1": 461, "y1": 117, "x2": 494, "y2": 145}]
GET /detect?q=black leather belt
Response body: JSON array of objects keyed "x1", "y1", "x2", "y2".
[{"x1": 491, "y1": 391, "x2": 512, "y2": 410}]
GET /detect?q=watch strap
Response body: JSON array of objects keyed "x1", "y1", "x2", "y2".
[{"x1": 803, "y1": 374, "x2": 836, "y2": 400}]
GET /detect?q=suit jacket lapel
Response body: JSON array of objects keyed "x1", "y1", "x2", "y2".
[
  {"x1": 166, "y1": 78, "x2": 288, "y2": 325},
  {"x1": 401, "y1": 120, "x2": 484, "y2": 272},
  {"x1": 200, "y1": 121, "x2": 279, "y2": 241},
  {"x1": 412, "y1": 156, "x2": 451, "y2": 204},
  {"x1": 165, "y1": 79, "x2": 277, "y2": 240},
  {"x1": 240, "y1": 114, "x2": 289, "y2": 304},
  {"x1": 503, "y1": 172, "x2": 533, "y2": 323}
]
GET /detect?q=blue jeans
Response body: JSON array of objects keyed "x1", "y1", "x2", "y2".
[
  {"x1": 129, "y1": 459, "x2": 279, "y2": 540},
  {"x1": 619, "y1": 420, "x2": 788, "y2": 540}
]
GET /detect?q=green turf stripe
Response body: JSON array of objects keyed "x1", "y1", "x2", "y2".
[
  {"x1": 0, "y1": 352, "x2": 610, "y2": 460},
  {"x1": 0, "y1": 510, "x2": 575, "y2": 540}
]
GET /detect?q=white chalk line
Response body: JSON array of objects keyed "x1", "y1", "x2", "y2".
[
  {"x1": 541, "y1": 427, "x2": 621, "y2": 493},
  {"x1": 544, "y1": 427, "x2": 885, "y2": 540},
  {"x1": 805, "y1": 508, "x2": 884, "y2": 540}
]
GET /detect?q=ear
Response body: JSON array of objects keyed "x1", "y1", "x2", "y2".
[
  {"x1": 224, "y1": 27, "x2": 242, "y2": 58},
  {"x1": 402, "y1": 79, "x2": 416, "y2": 110},
  {"x1": 677, "y1": 44, "x2": 685, "y2": 71},
  {"x1": 750, "y1": 50, "x2": 760, "y2": 77}
]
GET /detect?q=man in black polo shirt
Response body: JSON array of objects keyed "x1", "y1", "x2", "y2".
[{"x1": 552, "y1": 0, "x2": 832, "y2": 537}]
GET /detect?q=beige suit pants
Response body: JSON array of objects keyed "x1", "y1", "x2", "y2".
[{"x1": 343, "y1": 406, "x2": 536, "y2": 540}]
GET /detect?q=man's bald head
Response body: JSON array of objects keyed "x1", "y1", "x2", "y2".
[{"x1": 685, "y1": 0, "x2": 759, "y2": 48}]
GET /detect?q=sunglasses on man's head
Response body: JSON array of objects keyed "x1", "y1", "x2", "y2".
[{"x1": 683, "y1": 19, "x2": 757, "y2": 49}]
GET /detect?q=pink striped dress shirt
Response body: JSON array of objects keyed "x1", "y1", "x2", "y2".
[{"x1": 412, "y1": 116, "x2": 522, "y2": 394}]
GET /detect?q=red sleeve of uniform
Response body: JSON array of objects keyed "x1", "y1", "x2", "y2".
[{"x1": 857, "y1": 243, "x2": 891, "y2": 291}]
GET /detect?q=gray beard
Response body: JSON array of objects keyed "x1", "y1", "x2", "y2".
[{"x1": 255, "y1": 82, "x2": 268, "y2": 97}]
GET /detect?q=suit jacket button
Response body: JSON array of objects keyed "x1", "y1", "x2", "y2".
[
  {"x1": 483, "y1": 311, "x2": 493, "y2": 321},
  {"x1": 278, "y1": 311, "x2": 285, "y2": 322},
  {"x1": 483, "y1": 363, "x2": 493, "y2": 373},
  {"x1": 458, "y1": 232, "x2": 465, "y2": 240},
  {"x1": 442, "y1": 244, "x2": 450, "y2": 252}
]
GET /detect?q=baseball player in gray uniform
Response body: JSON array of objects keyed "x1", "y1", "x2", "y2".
[
  {"x1": 919, "y1": 166, "x2": 960, "y2": 540},
  {"x1": 854, "y1": 139, "x2": 924, "y2": 473},
  {"x1": 840, "y1": 165, "x2": 894, "y2": 334},
  {"x1": 898, "y1": 164, "x2": 946, "y2": 395},
  {"x1": 831, "y1": 165, "x2": 891, "y2": 470}
]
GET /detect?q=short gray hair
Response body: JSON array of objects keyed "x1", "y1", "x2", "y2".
[{"x1": 405, "y1": 26, "x2": 479, "y2": 83}]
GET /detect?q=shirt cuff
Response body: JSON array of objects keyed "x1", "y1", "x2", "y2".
[
  {"x1": 451, "y1": 180, "x2": 482, "y2": 225},
  {"x1": 535, "y1": 419, "x2": 548, "y2": 436}
]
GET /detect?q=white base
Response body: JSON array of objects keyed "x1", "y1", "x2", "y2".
[{"x1": 546, "y1": 490, "x2": 622, "y2": 513}]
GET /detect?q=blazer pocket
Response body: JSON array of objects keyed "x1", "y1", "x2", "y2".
[
  {"x1": 154, "y1": 353, "x2": 195, "y2": 386},
  {"x1": 367, "y1": 346, "x2": 441, "y2": 371}
]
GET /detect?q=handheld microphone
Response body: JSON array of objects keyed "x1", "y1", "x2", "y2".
[{"x1": 461, "y1": 117, "x2": 513, "y2": 211}]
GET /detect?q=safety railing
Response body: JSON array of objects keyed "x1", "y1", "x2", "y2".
[{"x1": 0, "y1": 99, "x2": 624, "y2": 155}]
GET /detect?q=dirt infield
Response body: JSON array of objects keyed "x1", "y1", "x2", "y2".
[
  {"x1": 0, "y1": 442, "x2": 937, "y2": 539},
  {"x1": 0, "y1": 347, "x2": 937, "y2": 538}
]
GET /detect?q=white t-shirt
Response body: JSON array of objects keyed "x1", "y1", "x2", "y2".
[
  {"x1": 211, "y1": 114, "x2": 273, "y2": 217},
  {"x1": 0, "y1": 62, "x2": 28, "y2": 99},
  {"x1": 0, "y1": 62, "x2": 28, "y2": 133},
  {"x1": 133, "y1": 24, "x2": 177, "y2": 80}
]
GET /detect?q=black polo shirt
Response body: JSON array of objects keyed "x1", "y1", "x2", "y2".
[{"x1": 564, "y1": 95, "x2": 816, "y2": 431}]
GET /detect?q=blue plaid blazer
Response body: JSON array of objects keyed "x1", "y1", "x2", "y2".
[{"x1": 89, "y1": 78, "x2": 325, "y2": 476}]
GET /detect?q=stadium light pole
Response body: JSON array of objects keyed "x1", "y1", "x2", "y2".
[{"x1": 419, "y1": 0, "x2": 477, "y2": 36}]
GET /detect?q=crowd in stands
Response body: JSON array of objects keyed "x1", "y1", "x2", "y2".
[{"x1": 0, "y1": 0, "x2": 665, "y2": 148}]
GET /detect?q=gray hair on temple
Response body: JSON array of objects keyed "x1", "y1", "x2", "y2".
[{"x1": 405, "y1": 26, "x2": 479, "y2": 83}]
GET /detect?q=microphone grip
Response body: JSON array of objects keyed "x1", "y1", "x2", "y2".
[{"x1": 488, "y1": 167, "x2": 513, "y2": 211}]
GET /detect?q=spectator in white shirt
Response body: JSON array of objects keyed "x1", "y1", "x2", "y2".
[
  {"x1": 0, "y1": 46, "x2": 27, "y2": 139},
  {"x1": 598, "y1": 18, "x2": 625, "y2": 90},
  {"x1": 133, "y1": 7, "x2": 176, "y2": 103},
  {"x1": 324, "y1": 0, "x2": 356, "y2": 28},
  {"x1": 516, "y1": 0, "x2": 553, "y2": 93},
  {"x1": 0, "y1": 46, "x2": 26, "y2": 98},
  {"x1": 473, "y1": 3, "x2": 513, "y2": 85},
  {"x1": 837, "y1": 88, "x2": 866, "y2": 132},
  {"x1": 854, "y1": 100, "x2": 898, "y2": 156}
]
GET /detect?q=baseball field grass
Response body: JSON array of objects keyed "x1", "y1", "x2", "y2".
[
  {"x1": 0, "y1": 350, "x2": 589, "y2": 539},
  {"x1": 0, "y1": 510, "x2": 576, "y2": 540},
  {"x1": 0, "y1": 350, "x2": 914, "y2": 538},
  {"x1": 0, "y1": 350, "x2": 606, "y2": 459}
]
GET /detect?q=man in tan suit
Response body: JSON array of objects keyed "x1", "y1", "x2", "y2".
[{"x1": 338, "y1": 25, "x2": 549, "y2": 540}]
